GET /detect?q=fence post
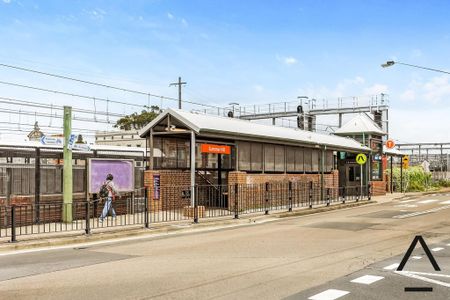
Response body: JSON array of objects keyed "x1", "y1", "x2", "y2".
[
  {"x1": 265, "y1": 182, "x2": 269, "y2": 215},
  {"x1": 85, "y1": 201, "x2": 91, "y2": 235},
  {"x1": 234, "y1": 184, "x2": 239, "y2": 219},
  {"x1": 356, "y1": 186, "x2": 360, "y2": 202},
  {"x1": 288, "y1": 181, "x2": 292, "y2": 212},
  {"x1": 144, "y1": 187, "x2": 149, "y2": 228},
  {"x1": 326, "y1": 188, "x2": 330, "y2": 206},
  {"x1": 193, "y1": 186, "x2": 198, "y2": 223},
  {"x1": 11, "y1": 206, "x2": 16, "y2": 243},
  {"x1": 309, "y1": 181, "x2": 313, "y2": 209}
]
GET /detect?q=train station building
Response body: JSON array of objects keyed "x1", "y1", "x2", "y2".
[{"x1": 139, "y1": 109, "x2": 387, "y2": 212}]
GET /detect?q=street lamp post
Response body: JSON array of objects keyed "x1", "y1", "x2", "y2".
[{"x1": 381, "y1": 61, "x2": 450, "y2": 75}]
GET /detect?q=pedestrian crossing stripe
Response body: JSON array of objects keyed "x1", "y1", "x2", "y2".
[{"x1": 356, "y1": 153, "x2": 367, "y2": 165}]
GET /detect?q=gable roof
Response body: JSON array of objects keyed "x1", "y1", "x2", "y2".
[
  {"x1": 334, "y1": 113, "x2": 385, "y2": 135},
  {"x1": 140, "y1": 109, "x2": 370, "y2": 152}
]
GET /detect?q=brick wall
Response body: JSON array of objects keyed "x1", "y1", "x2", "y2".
[
  {"x1": 228, "y1": 171, "x2": 339, "y2": 210},
  {"x1": 370, "y1": 180, "x2": 387, "y2": 196},
  {"x1": 145, "y1": 170, "x2": 191, "y2": 211}
]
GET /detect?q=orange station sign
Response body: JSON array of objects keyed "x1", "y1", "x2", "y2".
[
  {"x1": 385, "y1": 139, "x2": 395, "y2": 149},
  {"x1": 201, "y1": 144, "x2": 231, "y2": 155}
]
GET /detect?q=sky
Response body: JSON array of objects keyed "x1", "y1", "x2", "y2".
[{"x1": 0, "y1": 0, "x2": 449, "y2": 143}]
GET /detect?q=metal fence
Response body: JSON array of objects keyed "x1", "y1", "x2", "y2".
[{"x1": 0, "y1": 184, "x2": 370, "y2": 243}]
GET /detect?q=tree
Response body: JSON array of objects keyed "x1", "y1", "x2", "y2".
[{"x1": 114, "y1": 105, "x2": 161, "y2": 130}]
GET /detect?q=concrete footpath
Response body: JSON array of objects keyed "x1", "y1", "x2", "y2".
[{"x1": 0, "y1": 190, "x2": 446, "y2": 254}]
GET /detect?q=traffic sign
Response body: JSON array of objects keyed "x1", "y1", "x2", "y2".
[
  {"x1": 67, "y1": 134, "x2": 76, "y2": 150},
  {"x1": 40, "y1": 135, "x2": 63, "y2": 145},
  {"x1": 402, "y1": 155, "x2": 409, "y2": 169},
  {"x1": 386, "y1": 139, "x2": 395, "y2": 149},
  {"x1": 72, "y1": 143, "x2": 91, "y2": 151},
  {"x1": 356, "y1": 153, "x2": 367, "y2": 165}
]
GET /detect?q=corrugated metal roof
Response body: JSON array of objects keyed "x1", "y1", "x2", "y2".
[
  {"x1": 140, "y1": 109, "x2": 371, "y2": 152},
  {"x1": 334, "y1": 113, "x2": 385, "y2": 135},
  {"x1": 383, "y1": 145, "x2": 405, "y2": 156}
]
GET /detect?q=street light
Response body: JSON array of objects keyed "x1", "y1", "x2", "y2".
[{"x1": 381, "y1": 60, "x2": 450, "y2": 75}]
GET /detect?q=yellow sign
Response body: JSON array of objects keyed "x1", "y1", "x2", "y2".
[
  {"x1": 402, "y1": 155, "x2": 409, "y2": 169},
  {"x1": 356, "y1": 153, "x2": 367, "y2": 165}
]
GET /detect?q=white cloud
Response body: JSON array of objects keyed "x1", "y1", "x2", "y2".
[
  {"x1": 364, "y1": 83, "x2": 388, "y2": 95},
  {"x1": 422, "y1": 75, "x2": 450, "y2": 103},
  {"x1": 399, "y1": 89, "x2": 416, "y2": 102},
  {"x1": 400, "y1": 75, "x2": 450, "y2": 104},
  {"x1": 284, "y1": 56, "x2": 297, "y2": 65},
  {"x1": 295, "y1": 76, "x2": 390, "y2": 103},
  {"x1": 390, "y1": 108, "x2": 450, "y2": 142},
  {"x1": 86, "y1": 9, "x2": 107, "y2": 21},
  {"x1": 167, "y1": 12, "x2": 174, "y2": 20},
  {"x1": 2, "y1": 0, "x2": 11, "y2": 4},
  {"x1": 276, "y1": 55, "x2": 298, "y2": 65},
  {"x1": 181, "y1": 18, "x2": 188, "y2": 27}
]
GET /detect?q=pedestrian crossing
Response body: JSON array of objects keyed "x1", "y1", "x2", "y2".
[{"x1": 305, "y1": 240, "x2": 450, "y2": 300}]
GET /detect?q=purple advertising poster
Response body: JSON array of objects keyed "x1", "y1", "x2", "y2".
[{"x1": 88, "y1": 158, "x2": 134, "y2": 193}]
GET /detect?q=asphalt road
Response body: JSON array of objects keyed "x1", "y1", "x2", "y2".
[{"x1": 1, "y1": 192, "x2": 450, "y2": 299}]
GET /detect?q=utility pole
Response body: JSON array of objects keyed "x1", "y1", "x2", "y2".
[
  {"x1": 63, "y1": 106, "x2": 73, "y2": 222},
  {"x1": 169, "y1": 77, "x2": 187, "y2": 109}
]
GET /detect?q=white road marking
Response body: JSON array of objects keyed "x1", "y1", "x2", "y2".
[
  {"x1": 351, "y1": 275, "x2": 384, "y2": 285},
  {"x1": 395, "y1": 204, "x2": 417, "y2": 208},
  {"x1": 432, "y1": 247, "x2": 444, "y2": 252},
  {"x1": 0, "y1": 219, "x2": 279, "y2": 257},
  {"x1": 384, "y1": 263, "x2": 399, "y2": 270},
  {"x1": 308, "y1": 289, "x2": 350, "y2": 300},
  {"x1": 418, "y1": 199, "x2": 438, "y2": 204},
  {"x1": 393, "y1": 205, "x2": 450, "y2": 219},
  {"x1": 411, "y1": 256, "x2": 422, "y2": 260},
  {"x1": 405, "y1": 271, "x2": 450, "y2": 279},
  {"x1": 440, "y1": 200, "x2": 450, "y2": 204},
  {"x1": 400, "y1": 199, "x2": 416, "y2": 203},
  {"x1": 395, "y1": 271, "x2": 450, "y2": 288}
]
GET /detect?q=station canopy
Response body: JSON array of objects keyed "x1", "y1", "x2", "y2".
[
  {"x1": 140, "y1": 109, "x2": 371, "y2": 153},
  {"x1": 334, "y1": 113, "x2": 386, "y2": 136}
]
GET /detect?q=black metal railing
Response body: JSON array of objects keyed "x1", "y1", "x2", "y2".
[{"x1": 1, "y1": 183, "x2": 370, "y2": 243}]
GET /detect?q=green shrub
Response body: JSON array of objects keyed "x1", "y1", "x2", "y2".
[{"x1": 386, "y1": 166, "x2": 432, "y2": 192}]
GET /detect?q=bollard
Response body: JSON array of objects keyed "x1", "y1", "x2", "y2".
[
  {"x1": 144, "y1": 187, "x2": 149, "y2": 228},
  {"x1": 265, "y1": 182, "x2": 269, "y2": 215},
  {"x1": 193, "y1": 186, "x2": 199, "y2": 223},
  {"x1": 288, "y1": 181, "x2": 293, "y2": 212},
  {"x1": 234, "y1": 184, "x2": 239, "y2": 219},
  {"x1": 368, "y1": 183, "x2": 372, "y2": 201},
  {"x1": 309, "y1": 181, "x2": 313, "y2": 209},
  {"x1": 342, "y1": 187, "x2": 346, "y2": 204},
  {"x1": 85, "y1": 201, "x2": 91, "y2": 235},
  {"x1": 326, "y1": 188, "x2": 330, "y2": 206},
  {"x1": 356, "y1": 186, "x2": 359, "y2": 202},
  {"x1": 10, "y1": 206, "x2": 16, "y2": 243}
]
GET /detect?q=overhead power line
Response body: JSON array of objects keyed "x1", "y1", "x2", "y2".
[
  {"x1": 0, "y1": 80, "x2": 145, "y2": 109},
  {"x1": 0, "y1": 62, "x2": 221, "y2": 109},
  {"x1": 0, "y1": 121, "x2": 99, "y2": 134},
  {"x1": 0, "y1": 107, "x2": 115, "y2": 124},
  {"x1": 0, "y1": 95, "x2": 127, "y2": 118}
]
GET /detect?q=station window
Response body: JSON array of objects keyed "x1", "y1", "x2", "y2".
[
  {"x1": 348, "y1": 166, "x2": 361, "y2": 182},
  {"x1": 238, "y1": 142, "x2": 263, "y2": 172}
]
